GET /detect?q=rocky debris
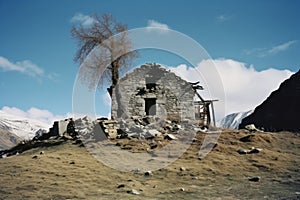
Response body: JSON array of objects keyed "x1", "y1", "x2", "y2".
[
  {"x1": 237, "y1": 149, "x2": 248, "y2": 154},
  {"x1": 127, "y1": 189, "x2": 140, "y2": 195},
  {"x1": 249, "y1": 147, "x2": 263, "y2": 154},
  {"x1": 180, "y1": 188, "x2": 185, "y2": 192},
  {"x1": 165, "y1": 134, "x2": 177, "y2": 140},
  {"x1": 40, "y1": 151, "x2": 44, "y2": 155},
  {"x1": 117, "y1": 184, "x2": 125, "y2": 188},
  {"x1": 144, "y1": 171, "x2": 153, "y2": 176},
  {"x1": 193, "y1": 127, "x2": 208, "y2": 132},
  {"x1": 32, "y1": 155, "x2": 38, "y2": 159},
  {"x1": 244, "y1": 124, "x2": 263, "y2": 132},
  {"x1": 180, "y1": 166, "x2": 186, "y2": 171},
  {"x1": 248, "y1": 176, "x2": 261, "y2": 182},
  {"x1": 238, "y1": 147, "x2": 263, "y2": 154},
  {"x1": 0, "y1": 115, "x2": 212, "y2": 158},
  {"x1": 147, "y1": 129, "x2": 162, "y2": 137},
  {"x1": 99, "y1": 119, "x2": 119, "y2": 139}
]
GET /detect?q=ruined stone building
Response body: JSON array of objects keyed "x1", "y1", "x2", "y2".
[{"x1": 111, "y1": 63, "x2": 216, "y2": 127}]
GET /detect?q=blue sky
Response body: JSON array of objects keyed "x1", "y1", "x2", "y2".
[{"x1": 0, "y1": 0, "x2": 299, "y2": 123}]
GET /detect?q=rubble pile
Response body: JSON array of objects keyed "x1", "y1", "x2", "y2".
[
  {"x1": 98, "y1": 119, "x2": 119, "y2": 139},
  {"x1": 41, "y1": 115, "x2": 205, "y2": 143},
  {"x1": 99, "y1": 116, "x2": 206, "y2": 141}
]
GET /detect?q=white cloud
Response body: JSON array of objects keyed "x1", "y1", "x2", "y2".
[
  {"x1": 169, "y1": 59, "x2": 293, "y2": 119},
  {"x1": 1, "y1": 106, "x2": 66, "y2": 125},
  {"x1": 0, "y1": 56, "x2": 45, "y2": 77},
  {"x1": 217, "y1": 14, "x2": 232, "y2": 22},
  {"x1": 0, "y1": 56, "x2": 57, "y2": 81},
  {"x1": 265, "y1": 40, "x2": 297, "y2": 56},
  {"x1": 71, "y1": 13, "x2": 94, "y2": 26},
  {"x1": 147, "y1": 20, "x2": 170, "y2": 33},
  {"x1": 245, "y1": 40, "x2": 297, "y2": 57}
]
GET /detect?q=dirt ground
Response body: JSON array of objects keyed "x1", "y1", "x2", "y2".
[{"x1": 0, "y1": 130, "x2": 299, "y2": 200}]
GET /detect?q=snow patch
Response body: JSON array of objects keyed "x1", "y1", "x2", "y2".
[
  {"x1": 0, "y1": 110, "x2": 50, "y2": 139},
  {"x1": 217, "y1": 110, "x2": 253, "y2": 129}
]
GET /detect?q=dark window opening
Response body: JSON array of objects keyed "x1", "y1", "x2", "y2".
[
  {"x1": 146, "y1": 77, "x2": 156, "y2": 90},
  {"x1": 145, "y1": 98, "x2": 156, "y2": 116}
]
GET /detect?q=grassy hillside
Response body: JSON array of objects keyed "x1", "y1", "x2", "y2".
[{"x1": 0, "y1": 130, "x2": 299, "y2": 199}]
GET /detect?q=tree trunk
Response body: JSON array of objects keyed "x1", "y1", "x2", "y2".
[
  {"x1": 110, "y1": 59, "x2": 122, "y2": 119},
  {"x1": 111, "y1": 60, "x2": 119, "y2": 87}
]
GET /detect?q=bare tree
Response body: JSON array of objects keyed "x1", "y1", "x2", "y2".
[{"x1": 71, "y1": 14, "x2": 138, "y2": 118}]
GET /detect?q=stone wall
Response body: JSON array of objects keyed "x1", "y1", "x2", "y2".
[{"x1": 111, "y1": 63, "x2": 195, "y2": 121}]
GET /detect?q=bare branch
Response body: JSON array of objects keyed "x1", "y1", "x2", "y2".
[{"x1": 71, "y1": 13, "x2": 139, "y2": 89}]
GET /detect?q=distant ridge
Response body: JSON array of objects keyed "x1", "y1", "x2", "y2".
[
  {"x1": 0, "y1": 110, "x2": 50, "y2": 139},
  {"x1": 239, "y1": 70, "x2": 300, "y2": 132},
  {"x1": 0, "y1": 128, "x2": 21, "y2": 150},
  {"x1": 218, "y1": 110, "x2": 253, "y2": 129}
]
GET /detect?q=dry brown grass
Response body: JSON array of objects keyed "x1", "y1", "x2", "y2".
[{"x1": 0, "y1": 130, "x2": 299, "y2": 199}]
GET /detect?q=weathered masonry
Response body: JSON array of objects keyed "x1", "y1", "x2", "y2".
[{"x1": 111, "y1": 63, "x2": 217, "y2": 127}]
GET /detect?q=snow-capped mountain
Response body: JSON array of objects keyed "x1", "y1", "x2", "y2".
[
  {"x1": 217, "y1": 110, "x2": 253, "y2": 129},
  {"x1": 0, "y1": 110, "x2": 50, "y2": 139}
]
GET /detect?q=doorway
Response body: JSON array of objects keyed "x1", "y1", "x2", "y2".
[{"x1": 145, "y1": 98, "x2": 156, "y2": 116}]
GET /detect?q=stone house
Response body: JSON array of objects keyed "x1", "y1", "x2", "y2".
[{"x1": 111, "y1": 63, "x2": 201, "y2": 122}]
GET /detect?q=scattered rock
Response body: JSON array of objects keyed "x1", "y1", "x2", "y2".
[
  {"x1": 194, "y1": 127, "x2": 207, "y2": 132},
  {"x1": 127, "y1": 189, "x2": 140, "y2": 195},
  {"x1": 248, "y1": 176, "x2": 261, "y2": 182},
  {"x1": 237, "y1": 149, "x2": 248, "y2": 154},
  {"x1": 40, "y1": 151, "x2": 45, "y2": 155},
  {"x1": 147, "y1": 129, "x2": 162, "y2": 137},
  {"x1": 240, "y1": 135, "x2": 255, "y2": 142},
  {"x1": 180, "y1": 188, "x2": 185, "y2": 191},
  {"x1": 180, "y1": 167, "x2": 186, "y2": 171},
  {"x1": 144, "y1": 171, "x2": 153, "y2": 176},
  {"x1": 150, "y1": 143, "x2": 158, "y2": 149},
  {"x1": 32, "y1": 155, "x2": 38, "y2": 159},
  {"x1": 165, "y1": 134, "x2": 177, "y2": 140},
  {"x1": 244, "y1": 124, "x2": 263, "y2": 132},
  {"x1": 249, "y1": 147, "x2": 263, "y2": 154},
  {"x1": 117, "y1": 184, "x2": 125, "y2": 188},
  {"x1": 69, "y1": 161, "x2": 75, "y2": 164},
  {"x1": 238, "y1": 147, "x2": 262, "y2": 154}
]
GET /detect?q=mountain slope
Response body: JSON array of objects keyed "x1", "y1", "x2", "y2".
[
  {"x1": 0, "y1": 128, "x2": 22, "y2": 150},
  {"x1": 217, "y1": 110, "x2": 253, "y2": 129},
  {"x1": 0, "y1": 110, "x2": 50, "y2": 139},
  {"x1": 239, "y1": 70, "x2": 300, "y2": 132}
]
